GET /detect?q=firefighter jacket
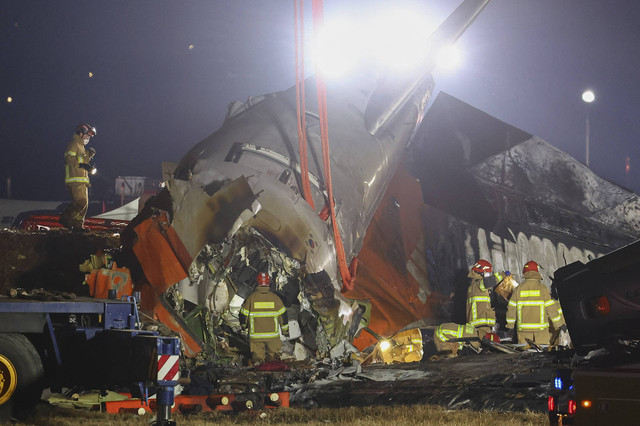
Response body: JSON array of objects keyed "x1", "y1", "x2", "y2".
[
  {"x1": 240, "y1": 287, "x2": 289, "y2": 341},
  {"x1": 434, "y1": 322, "x2": 480, "y2": 350},
  {"x1": 466, "y1": 271, "x2": 497, "y2": 330},
  {"x1": 506, "y1": 270, "x2": 565, "y2": 332},
  {"x1": 64, "y1": 134, "x2": 94, "y2": 186}
]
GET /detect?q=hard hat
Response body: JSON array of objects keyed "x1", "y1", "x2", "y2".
[
  {"x1": 471, "y1": 259, "x2": 492, "y2": 276},
  {"x1": 256, "y1": 272, "x2": 270, "y2": 287},
  {"x1": 75, "y1": 123, "x2": 97, "y2": 137},
  {"x1": 523, "y1": 260, "x2": 540, "y2": 274}
]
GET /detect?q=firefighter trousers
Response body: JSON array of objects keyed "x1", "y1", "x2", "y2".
[
  {"x1": 249, "y1": 338, "x2": 282, "y2": 363},
  {"x1": 61, "y1": 183, "x2": 88, "y2": 228},
  {"x1": 517, "y1": 329, "x2": 551, "y2": 345}
]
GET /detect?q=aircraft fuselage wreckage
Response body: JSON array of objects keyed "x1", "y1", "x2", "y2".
[{"x1": 122, "y1": 1, "x2": 493, "y2": 360}]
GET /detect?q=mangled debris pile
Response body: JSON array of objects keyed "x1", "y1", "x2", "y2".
[
  {"x1": 108, "y1": 177, "x2": 368, "y2": 366},
  {"x1": 157, "y1": 226, "x2": 366, "y2": 365},
  {"x1": 174, "y1": 349, "x2": 555, "y2": 414},
  {"x1": 0, "y1": 228, "x2": 120, "y2": 295},
  {"x1": 288, "y1": 352, "x2": 554, "y2": 412}
]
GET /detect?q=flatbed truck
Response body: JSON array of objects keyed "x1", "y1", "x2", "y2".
[{"x1": 0, "y1": 295, "x2": 180, "y2": 424}]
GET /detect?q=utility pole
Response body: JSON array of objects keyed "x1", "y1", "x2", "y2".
[
  {"x1": 585, "y1": 109, "x2": 590, "y2": 167},
  {"x1": 582, "y1": 89, "x2": 595, "y2": 167}
]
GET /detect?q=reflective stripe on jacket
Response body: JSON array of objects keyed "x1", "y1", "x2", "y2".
[
  {"x1": 64, "y1": 134, "x2": 91, "y2": 186},
  {"x1": 435, "y1": 322, "x2": 478, "y2": 350},
  {"x1": 466, "y1": 277, "x2": 496, "y2": 329},
  {"x1": 240, "y1": 287, "x2": 288, "y2": 340},
  {"x1": 506, "y1": 271, "x2": 565, "y2": 331}
]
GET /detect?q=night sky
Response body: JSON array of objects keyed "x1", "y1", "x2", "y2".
[{"x1": 1, "y1": 0, "x2": 639, "y2": 202}]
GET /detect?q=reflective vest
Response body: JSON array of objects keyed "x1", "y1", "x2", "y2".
[
  {"x1": 466, "y1": 278, "x2": 496, "y2": 329},
  {"x1": 240, "y1": 287, "x2": 288, "y2": 340},
  {"x1": 64, "y1": 134, "x2": 91, "y2": 185},
  {"x1": 435, "y1": 322, "x2": 478, "y2": 350},
  {"x1": 506, "y1": 272, "x2": 565, "y2": 332}
]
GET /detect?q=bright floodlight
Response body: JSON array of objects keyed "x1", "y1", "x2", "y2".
[
  {"x1": 315, "y1": 19, "x2": 360, "y2": 77},
  {"x1": 314, "y1": 8, "x2": 436, "y2": 77},
  {"x1": 436, "y1": 44, "x2": 462, "y2": 71},
  {"x1": 582, "y1": 90, "x2": 595, "y2": 103},
  {"x1": 368, "y1": 10, "x2": 435, "y2": 72}
]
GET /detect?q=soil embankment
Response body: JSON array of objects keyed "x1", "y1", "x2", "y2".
[{"x1": 0, "y1": 229, "x2": 120, "y2": 295}]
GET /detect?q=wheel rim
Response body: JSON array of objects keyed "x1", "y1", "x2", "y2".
[{"x1": 0, "y1": 354, "x2": 18, "y2": 405}]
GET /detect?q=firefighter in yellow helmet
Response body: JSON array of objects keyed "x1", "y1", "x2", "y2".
[
  {"x1": 60, "y1": 123, "x2": 96, "y2": 232},
  {"x1": 506, "y1": 261, "x2": 566, "y2": 345},
  {"x1": 466, "y1": 259, "x2": 510, "y2": 334},
  {"x1": 239, "y1": 272, "x2": 289, "y2": 364}
]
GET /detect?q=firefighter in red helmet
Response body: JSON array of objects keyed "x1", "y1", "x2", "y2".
[
  {"x1": 60, "y1": 123, "x2": 97, "y2": 232},
  {"x1": 239, "y1": 272, "x2": 289, "y2": 364},
  {"x1": 506, "y1": 260, "x2": 566, "y2": 345},
  {"x1": 466, "y1": 259, "x2": 510, "y2": 334}
]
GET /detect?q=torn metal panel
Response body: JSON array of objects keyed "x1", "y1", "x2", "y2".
[
  {"x1": 167, "y1": 176, "x2": 256, "y2": 260},
  {"x1": 412, "y1": 92, "x2": 640, "y2": 249},
  {"x1": 132, "y1": 211, "x2": 191, "y2": 294}
]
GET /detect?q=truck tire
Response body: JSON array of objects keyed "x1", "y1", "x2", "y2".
[{"x1": 0, "y1": 333, "x2": 44, "y2": 422}]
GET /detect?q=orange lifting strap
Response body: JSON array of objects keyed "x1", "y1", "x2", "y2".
[
  {"x1": 293, "y1": 0, "x2": 315, "y2": 210},
  {"x1": 292, "y1": 0, "x2": 356, "y2": 291}
]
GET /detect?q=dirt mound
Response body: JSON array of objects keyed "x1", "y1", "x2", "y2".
[{"x1": 0, "y1": 229, "x2": 120, "y2": 295}]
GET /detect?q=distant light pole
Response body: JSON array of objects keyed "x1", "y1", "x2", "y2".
[{"x1": 582, "y1": 89, "x2": 595, "y2": 167}]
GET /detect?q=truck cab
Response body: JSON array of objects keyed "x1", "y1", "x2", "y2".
[{"x1": 548, "y1": 240, "x2": 640, "y2": 425}]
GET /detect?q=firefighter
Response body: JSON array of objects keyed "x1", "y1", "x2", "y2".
[
  {"x1": 430, "y1": 322, "x2": 481, "y2": 359},
  {"x1": 239, "y1": 272, "x2": 289, "y2": 364},
  {"x1": 466, "y1": 259, "x2": 509, "y2": 334},
  {"x1": 60, "y1": 123, "x2": 97, "y2": 232},
  {"x1": 506, "y1": 260, "x2": 566, "y2": 345}
]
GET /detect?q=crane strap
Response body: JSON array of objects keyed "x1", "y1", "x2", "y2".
[
  {"x1": 310, "y1": 0, "x2": 356, "y2": 292},
  {"x1": 294, "y1": 0, "x2": 315, "y2": 210}
]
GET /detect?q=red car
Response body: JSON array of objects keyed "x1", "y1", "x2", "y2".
[{"x1": 14, "y1": 212, "x2": 129, "y2": 232}]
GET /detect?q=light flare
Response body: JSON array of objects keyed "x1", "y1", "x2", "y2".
[{"x1": 314, "y1": 8, "x2": 439, "y2": 77}]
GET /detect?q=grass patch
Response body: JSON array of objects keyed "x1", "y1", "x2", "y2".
[{"x1": 24, "y1": 404, "x2": 547, "y2": 425}]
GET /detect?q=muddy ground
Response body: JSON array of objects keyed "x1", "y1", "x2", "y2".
[{"x1": 21, "y1": 351, "x2": 555, "y2": 425}]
